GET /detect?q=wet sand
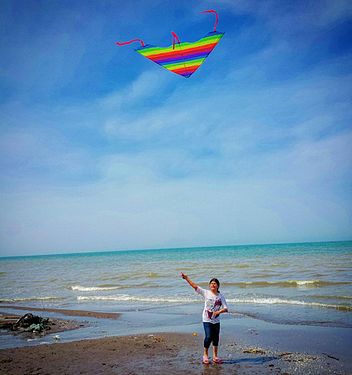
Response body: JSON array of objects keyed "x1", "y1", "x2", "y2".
[{"x1": 0, "y1": 332, "x2": 350, "y2": 374}]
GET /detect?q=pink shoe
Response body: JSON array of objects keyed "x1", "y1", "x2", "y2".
[
  {"x1": 212, "y1": 357, "x2": 223, "y2": 364},
  {"x1": 202, "y1": 355, "x2": 210, "y2": 364}
]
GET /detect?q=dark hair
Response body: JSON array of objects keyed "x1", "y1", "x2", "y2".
[{"x1": 209, "y1": 278, "x2": 220, "y2": 292}]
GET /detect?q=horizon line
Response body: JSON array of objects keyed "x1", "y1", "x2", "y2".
[{"x1": 0, "y1": 239, "x2": 351, "y2": 260}]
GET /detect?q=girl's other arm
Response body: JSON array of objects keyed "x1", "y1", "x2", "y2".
[
  {"x1": 214, "y1": 295, "x2": 229, "y2": 316},
  {"x1": 213, "y1": 307, "x2": 228, "y2": 317}
]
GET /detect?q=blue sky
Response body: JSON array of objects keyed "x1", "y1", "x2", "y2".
[{"x1": 0, "y1": 0, "x2": 351, "y2": 256}]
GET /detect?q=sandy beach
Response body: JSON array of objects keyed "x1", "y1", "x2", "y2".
[
  {"x1": 0, "y1": 306, "x2": 351, "y2": 374},
  {"x1": 0, "y1": 331, "x2": 349, "y2": 375}
]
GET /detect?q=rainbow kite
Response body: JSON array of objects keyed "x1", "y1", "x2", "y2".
[{"x1": 116, "y1": 10, "x2": 224, "y2": 78}]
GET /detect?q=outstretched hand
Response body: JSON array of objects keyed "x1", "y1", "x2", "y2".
[{"x1": 180, "y1": 273, "x2": 197, "y2": 289}]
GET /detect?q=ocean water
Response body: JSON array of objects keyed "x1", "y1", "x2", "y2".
[{"x1": 1, "y1": 241, "x2": 351, "y2": 329}]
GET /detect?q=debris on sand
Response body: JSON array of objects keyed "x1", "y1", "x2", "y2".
[
  {"x1": 0, "y1": 312, "x2": 83, "y2": 338},
  {"x1": 322, "y1": 353, "x2": 339, "y2": 361},
  {"x1": 13, "y1": 313, "x2": 51, "y2": 333},
  {"x1": 243, "y1": 347, "x2": 266, "y2": 355}
]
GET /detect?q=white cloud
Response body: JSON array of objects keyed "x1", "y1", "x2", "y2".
[
  {"x1": 99, "y1": 70, "x2": 171, "y2": 110},
  {"x1": 1, "y1": 158, "x2": 350, "y2": 256}
]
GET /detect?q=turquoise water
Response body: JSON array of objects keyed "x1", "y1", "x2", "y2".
[{"x1": 1, "y1": 241, "x2": 351, "y2": 328}]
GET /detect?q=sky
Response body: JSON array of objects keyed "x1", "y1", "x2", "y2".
[{"x1": 0, "y1": 0, "x2": 351, "y2": 256}]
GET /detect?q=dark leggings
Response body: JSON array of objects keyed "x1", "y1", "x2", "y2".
[{"x1": 203, "y1": 322, "x2": 220, "y2": 348}]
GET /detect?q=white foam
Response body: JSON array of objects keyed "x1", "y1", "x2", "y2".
[
  {"x1": 70, "y1": 285, "x2": 121, "y2": 292},
  {"x1": 227, "y1": 297, "x2": 352, "y2": 311},
  {"x1": 295, "y1": 280, "x2": 317, "y2": 286},
  {"x1": 224, "y1": 280, "x2": 352, "y2": 287},
  {"x1": 77, "y1": 295, "x2": 197, "y2": 303}
]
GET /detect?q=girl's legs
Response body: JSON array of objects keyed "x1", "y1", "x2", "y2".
[{"x1": 203, "y1": 322, "x2": 221, "y2": 360}]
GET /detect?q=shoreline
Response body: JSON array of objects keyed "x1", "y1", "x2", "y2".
[
  {"x1": 0, "y1": 305, "x2": 120, "y2": 320},
  {"x1": 1, "y1": 332, "x2": 350, "y2": 374}
]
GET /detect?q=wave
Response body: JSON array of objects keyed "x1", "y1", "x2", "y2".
[
  {"x1": 222, "y1": 280, "x2": 352, "y2": 288},
  {"x1": 99, "y1": 272, "x2": 167, "y2": 282},
  {"x1": 269, "y1": 263, "x2": 288, "y2": 267},
  {"x1": 70, "y1": 285, "x2": 122, "y2": 292},
  {"x1": 0, "y1": 296, "x2": 64, "y2": 303},
  {"x1": 309, "y1": 295, "x2": 352, "y2": 301},
  {"x1": 77, "y1": 295, "x2": 197, "y2": 303},
  {"x1": 70, "y1": 283, "x2": 167, "y2": 292},
  {"x1": 76, "y1": 294, "x2": 351, "y2": 312},
  {"x1": 227, "y1": 297, "x2": 352, "y2": 312},
  {"x1": 232, "y1": 264, "x2": 251, "y2": 269},
  {"x1": 147, "y1": 272, "x2": 164, "y2": 278}
]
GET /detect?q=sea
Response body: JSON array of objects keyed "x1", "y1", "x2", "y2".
[{"x1": 1, "y1": 241, "x2": 351, "y2": 333}]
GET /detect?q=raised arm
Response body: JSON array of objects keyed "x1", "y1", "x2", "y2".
[{"x1": 180, "y1": 272, "x2": 198, "y2": 290}]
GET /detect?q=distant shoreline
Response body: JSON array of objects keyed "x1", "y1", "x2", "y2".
[{"x1": 1, "y1": 239, "x2": 351, "y2": 259}]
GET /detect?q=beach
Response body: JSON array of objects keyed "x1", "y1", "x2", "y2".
[
  {"x1": 0, "y1": 242, "x2": 351, "y2": 373},
  {"x1": 0, "y1": 327, "x2": 350, "y2": 374},
  {"x1": 0, "y1": 305, "x2": 351, "y2": 374},
  {"x1": 1, "y1": 332, "x2": 345, "y2": 375}
]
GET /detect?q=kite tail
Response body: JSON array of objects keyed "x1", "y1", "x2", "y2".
[
  {"x1": 171, "y1": 31, "x2": 181, "y2": 50},
  {"x1": 201, "y1": 9, "x2": 219, "y2": 32},
  {"x1": 115, "y1": 38, "x2": 145, "y2": 47}
]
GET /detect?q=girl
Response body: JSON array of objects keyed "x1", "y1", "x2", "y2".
[{"x1": 181, "y1": 272, "x2": 228, "y2": 364}]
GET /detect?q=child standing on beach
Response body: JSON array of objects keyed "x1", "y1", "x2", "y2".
[{"x1": 180, "y1": 272, "x2": 228, "y2": 364}]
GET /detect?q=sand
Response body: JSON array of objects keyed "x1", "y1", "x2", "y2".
[{"x1": 1, "y1": 332, "x2": 350, "y2": 374}]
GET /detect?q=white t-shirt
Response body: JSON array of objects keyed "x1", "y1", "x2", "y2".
[{"x1": 195, "y1": 286, "x2": 229, "y2": 324}]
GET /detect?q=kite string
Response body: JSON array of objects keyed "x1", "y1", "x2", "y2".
[
  {"x1": 115, "y1": 38, "x2": 145, "y2": 47},
  {"x1": 201, "y1": 9, "x2": 219, "y2": 32}
]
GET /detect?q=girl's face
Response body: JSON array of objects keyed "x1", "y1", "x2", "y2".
[{"x1": 209, "y1": 281, "x2": 219, "y2": 293}]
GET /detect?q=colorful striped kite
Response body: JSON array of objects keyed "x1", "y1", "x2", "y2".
[{"x1": 116, "y1": 10, "x2": 224, "y2": 78}]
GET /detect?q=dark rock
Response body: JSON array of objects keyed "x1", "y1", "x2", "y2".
[{"x1": 13, "y1": 313, "x2": 51, "y2": 333}]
